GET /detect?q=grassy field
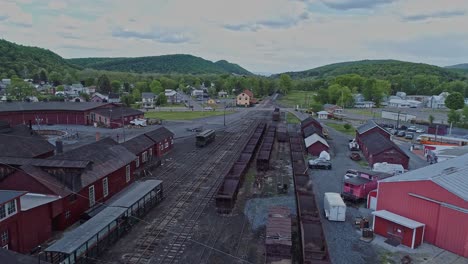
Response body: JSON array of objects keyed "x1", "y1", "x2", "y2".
[
  {"x1": 144, "y1": 111, "x2": 231, "y2": 120},
  {"x1": 278, "y1": 90, "x2": 316, "y2": 108},
  {"x1": 286, "y1": 112, "x2": 301, "y2": 124},
  {"x1": 326, "y1": 122, "x2": 355, "y2": 137}
]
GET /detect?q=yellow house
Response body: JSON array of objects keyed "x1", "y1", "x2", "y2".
[
  {"x1": 207, "y1": 99, "x2": 216, "y2": 105},
  {"x1": 236, "y1": 89, "x2": 255, "y2": 107}
]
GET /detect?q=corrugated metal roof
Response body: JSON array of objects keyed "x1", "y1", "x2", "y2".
[
  {"x1": 0, "y1": 133, "x2": 55, "y2": 158},
  {"x1": 381, "y1": 153, "x2": 468, "y2": 201},
  {"x1": 0, "y1": 190, "x2": 26, "y2": 205},
  {"x1": 373, "y1": 210, "x2": 425, "y2": 229},
  {"x1": 45, "y1": 180, "x2": 162, "y2": 255},
  {"x1": 92, "y1": 107, "x2": 143, "y2": 120},
  {"x1": 0, "y1": 157, "x2": 90, "y2": 169},
  {"x1": 356, "y1": 120, "x2": 389, "y2": 135},
  {"x1": 144, "y1": 127, "x2": 174, "y2": 143},
  {"x1": 121, "y1": 134, "x2": 154, "y2": 155},
  {"x1": 0, "y1": 102, "x2": 111, "y2": 112},
  {"x1": 304, "y1": 134, "x2": 328, "y2": 148},
  {"x1": 360, "y1": 133, "x2": 408, "y2": 157}
]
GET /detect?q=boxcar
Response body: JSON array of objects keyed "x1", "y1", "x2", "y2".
[{"x1": 196, "y1": 129, "x2": 216, "y2": 147}]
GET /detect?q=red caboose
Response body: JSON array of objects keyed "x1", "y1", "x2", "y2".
[{"x1": 342, "y1": 170, "x2": 392, "y2": 201}]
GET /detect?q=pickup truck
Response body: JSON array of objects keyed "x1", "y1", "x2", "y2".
[{"x1": 130, "y1": 118, "x2": 147, "y2": 127}]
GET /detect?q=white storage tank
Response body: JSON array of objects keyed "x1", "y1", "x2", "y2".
[{"x1": 324, "y1": 192, "x2": 346, "y2": 222}]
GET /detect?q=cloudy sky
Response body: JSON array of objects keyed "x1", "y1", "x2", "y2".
[{"x1": 1, "y1": 0, "x2": 468, "y2": 74}]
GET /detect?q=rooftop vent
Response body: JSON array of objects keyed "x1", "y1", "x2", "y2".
[{"x1": 442, "y1": 167, "x2": 458, "y2": 175}]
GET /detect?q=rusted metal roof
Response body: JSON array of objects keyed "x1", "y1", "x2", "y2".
[
  {"x1": 121, "y1": 134, "x2": 155, "y2": 155},
  {"x1": 0, "y1": 133, "x2": 55, "y2": 158},
  {"x1": 0, "y1": 157, "x2": 90, "y2": 169},
  {"x1": 144, "y1": 126, "x2": 174, "y2": 143}
]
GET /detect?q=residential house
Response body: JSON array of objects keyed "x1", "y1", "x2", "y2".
[
  {"x1": 70, "y1": 96, "x2": 86, "y2": 103},
  {"x1": 353, "y1": 93, "x2": 365, "y2": 103},
  {"x1": 388, "y1": 99, "x2": 410, "y2": 108},
  {"x1": 142, "y1": 92, "x2": 156, "y2": 109},
  {"x1": 144, "y1": 127, "x2": 175, "y2": 157},
  {"x1": 426, "y1": 92, "x2": 448, "y2": 109},
  {"x1": 395, "y1": 91, "x2": 407, "y2": 99},
  {"x1": 354, "y1": 101, "x2": 375, "y2": 108},
  {"x1": 108, "y1": 93, "x2": 120, "y2": 103},
  {"x1": 165, "y1": 89, "x2": 181, "y2": 104},
  {"x1": 304, "y1": 134, "x2": 329, "y2": 156},
  {"x1": 91, "y1": 92, "x2": 108, "y2": 103},
  {"x1": 317, "y1": 111, "x2": 329, "y2": 119},
  {"x1": 323, "y1": 104, "x2": 343, "y2": 114},
  {"x1": 464, "y1": 98, "x2": 468, "y2": 105},
  {"x1": 236, "y1": 89, "x2": 256, "y2": 107},
  {"x1": 24, "y1": 96, "x2": 39, "y2": 102},
  {"x1": 191, "y1": 88, "x2": 204, "y2": 97},
  {"x1": 218, "y1": 91, "x2": 228, "y2": 98}
]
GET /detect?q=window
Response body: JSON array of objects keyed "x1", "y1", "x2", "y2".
[
  {"x1": 1, "y1": 231, "x2": 8, "y2": 244},
  {"x1": 171, "y1": 138, "x2": 174, "y2": 145},
  {"x1": 142, "y1": 151, "x2": 148, "y2": 163},
  {"x1": 149, "y1": 148, "x2": 153, "y2": 157},
  {"x1": 0, "y1": 205, "x2": 5, "y2": 219},
  {"x1": 88, "y1": 185, "x2": 95, "y2": 207},
  {"x1": 7, "y1": 201, "x2": 15, "y2": 215},
  {"x1": 65, "y1": 211, "x2": 71, "y2": 219},
  {"x1": 165, "y1": 142, "x2": 169, "y2": 149},
  {"x1": 126, "y1": 165, "x2": 131, "y2": 183},
  {"x1": 103, "y1": 178, "x2": 109, "y2": 198},
  {"x1": 136, "y1": 156, "x2": 140, "y2": 168},
  {"x1": 160, "y1": 144, "x2": 163, "y2": 151}
]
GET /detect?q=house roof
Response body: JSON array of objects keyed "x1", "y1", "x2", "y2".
[
  {"x1": 0, "y1": 133, "x2": 55, "y2": 158},
  {"x1": 121, "y1": 134, "x2": 155, "y2": 155},
  {"x1": 356, "y1": 120, "x2": 389, "y2": 135},
  {"x1": 242, "y1": 89, "x2": 253, "y2": 97},
  {"x1": 304, "y1": 134, "x2": 329, "y2": 148},
  {"x1": 0, "y1": 102, "x2": 110, "y2": 112},
  {"x1": 51, "y1": 138, "x2": 136, "y2": 187},
  {"x1": 142, "y1": 92, "x2": 155, "y2": 98},
  {"x1": 0, "y1": 248, "x2": 48, "y2": 264},
  {"x1": 0, "y1": 190, "x2": 26, "y2": 205},
  {"x1": 380, "y1": 153, "x2": 468, "y2": 201},
  {"x1": 317, "y1": 111, "x2": 329, "y2": 115},
  {"x1": 300, "y1": 116, "x2": 322, "y2": 129},
  {"x1": 108, "y1": 93, "x2": 119, "y2": 99},
  {"x1": 19, "y1": 165, "x2": 73, "y2": 197},
  {"x1": 91, "y1": 107, "x2": 143, "y2": 120},
  {"x1": 144, "y1": 127, "x2": 174, "y2": 143},
  {"x1": 360, "y1": 133, "x2": 407, "y2": 157},
  {"x1": 373, "y1": 210, "x2": 425, "y2": 229},
  {"x1": 303, "y1": 125, "x2": 322, "y2": 138},
  {"x1": 0, "y1": 157, "x2": 91, "y2": 169}
]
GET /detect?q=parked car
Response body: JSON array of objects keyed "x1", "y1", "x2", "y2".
[
  {"x1": 407, "y1": 126, "x2": 418, "y2": 132},
  {"x1": 308, "y1": 159, "x2": 332, "y2": 170},
  {"x1": 203, "y1": 106, "x2": 213, "y2": 111},
  {"x1": 350, "y1": 153, "x2": 361, "y2": 161},
  {"x1": 416, "y1": 128, "x2": 425, "y2": 133},
  {"x1": 399, "y1": 125, "x2": 408, "y2": 130},
  {"x1": 405, "y1": 133, "x2": 414, "y2": 140},
  {"x1": 396, "y1": 131, "x2": 406, "y2": 137}
]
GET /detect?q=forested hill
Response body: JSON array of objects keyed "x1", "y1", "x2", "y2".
[
  {"x1": 0, "y1": 39, "x2": 80, "y2": 77},
  {"x1": 277, "y1": 60, "x2": 466, "y2": 82},
  {"x1": 67, "y1": 55, "x2": 253, "y2": 75},
  {"x1": 446, "y1": 63, "x2": 468, "y2": 70}
]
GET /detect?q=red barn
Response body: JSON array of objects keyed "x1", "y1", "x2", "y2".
[
  {"x1": 304, "y1": 134, "x2": 329, "y2": 156},
  {"x1": 121, "y1": 134, "x2": 157, "y2": 169},
  {"x1": 374, "y1": 154, "x2": 468, "y2": 256},
  {"x1": 300, "y1": 116, "x2": 322, "y2": 134},
  {"x1": 360, "y1": 133, "x2": 409, "y2": 169},
  {"x1": 90, "y1": 107, "x2": 144, "y2": 128},
  {"x1": 144, "y1": 127, "x2": 175, "y2": 157},
  {"x1": 355, "y1": 120, "x2": 391, "y2": 149}
]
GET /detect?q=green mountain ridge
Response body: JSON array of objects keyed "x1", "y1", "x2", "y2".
[
  {"x1": 67, "y1": 55, "x2": 253, "y2": 75},
  {"x1": 446, "y1": 63, "x2": 468, "y2": 69},
  {"x1": 277, "y1": 59, "x2": 466, "y2": 82},
  {"x1": 0, "y1": 39, "x2": 80, "y2": 77}
]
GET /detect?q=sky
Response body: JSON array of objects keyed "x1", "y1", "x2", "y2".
[{"x1": 1, "y1": 0, "x2": 468, "y2": 74}]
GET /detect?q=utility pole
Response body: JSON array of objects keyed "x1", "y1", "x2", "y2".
[
  {"x1": 121, "y1": 107, "x2": 126, "y2": 142},
  {"x1": 396, "y1": 111, "x2": 401, "y2": 129}
]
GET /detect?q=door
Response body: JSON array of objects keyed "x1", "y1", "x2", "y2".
[
  {"x1": 337, "y1": 206, "x2": 346, "y2": 221},
  {"x1": 369, "y1": 196, "x2": 377, "y2": 210}
]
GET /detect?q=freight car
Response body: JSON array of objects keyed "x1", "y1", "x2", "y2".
[
  {"x1": 196, "y1": 129, "x2": 216, "y2": 147},
  {"x1": 216, "y1": 123, "x2": 266, "y2": 213},
  {"x1": 277, "y1": 123, "x2": 288, "y2": 142},
  {"x1": 257, "y1": 125, "x2": 276, "y2": 171},
  {"x1": 272, "y1": 107, "x2": 281, "y2": 121},
  {"x1": 265, "y1": 207, "x2": 292, "y2": 263}
]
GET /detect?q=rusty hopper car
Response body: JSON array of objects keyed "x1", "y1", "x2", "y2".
[
  {"x1": 216, "y1": 123, "x2": 266, "y2": 213},
  {"x1": 266, "y1": 207, "x2": 292, "y2": 263},
  {"x1": 277, "y1": 123, "x2": 288, "y2": 142},
  {"x1": 257, "y1": 125, "x2": 276, "y2": 171},
  {"x1": 272, "y1": 107, "x2": 281, "y2": 121}
]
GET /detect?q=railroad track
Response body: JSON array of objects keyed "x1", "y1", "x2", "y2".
[{"x1": 121, "y1": 119, "x2": 259, "y2": 264}]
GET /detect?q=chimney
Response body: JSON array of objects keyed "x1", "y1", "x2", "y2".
[
  {"x1": 96, "y1": 132, "x2": 100, "y2": 141},
  {"x1": 55, "y1": 140, "x2": 63, "y2": 154}
]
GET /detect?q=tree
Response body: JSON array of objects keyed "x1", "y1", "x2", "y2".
[
  {"x1": 39, "y1": 69, "x2": 48, "y2": 83},
  {"x1": 343, "y1": 123, "x2": 351, "y2": 130},
  {"x1": 97, "y1": 74, "x2": 112, "y2": 94},
  {"x1": 160, "y1": 77, "x2": 178, "y2": 90},
  {"x1": 447, "y1": 109, "x2": 461, "y2": 124},
  {"x1": 279, "y1": 74, "x2": 292, "y2": 94},
  {"x1": 156, "y1": 92, "x2": 167, "y2": 106},
  {"x1": 84, "y1": 77, "x2": 95, "y2": 86},
  {"x1": 79, "y1": 92, "x2": 90, "y2": 101},
  {"x1": 135, "y1": 81, "x2": 150, "y2": 93},
  {"x1": 149, "y1": 80, "x2": 164, "y2": 94},
  {"x1": 6, "y1": 78, "x2": 35, "y2": 100},
  {"x1": 48, "y1": 71, "x2": 62, "y2": 86},
  {"x1": 428, "y1": 115, "x2": 435, "y2": 124},
  {"x1": 132, "y1": 88, "x2": 141, "y2": 101},
  {"x1": 123, "y1": 82, "x2": 131, "y2": 92},
  {"x1": 56, "y1": 85, "x2": 64, "y2": 91},
  {"x1": 63, "y1": 73, "x2": 74, "y2": 85},
  {"x1": 445, "y1": 92, "x2": 465, "y2": 110},
  {"x1": 111, "y1": 80, "x2": 122, "y2": 93},
  {"x1": 462, "y1": 106, "x2": 468, "y2": 124},
  {"x1": 121, "y1": 94, "x2": 135, "y2": 107}
]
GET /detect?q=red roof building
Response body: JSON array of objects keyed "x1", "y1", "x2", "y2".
[
  {"x1": 355, "y1": 120, "x2": 391, "y2": 149},
  {"x1": 360, "y1": 133, "x2": 409, "y2": 169},
  {"x1": 374, "y1": 154, "x2": 468, "y2": 256}
]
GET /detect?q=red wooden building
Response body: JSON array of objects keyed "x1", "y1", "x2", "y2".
[
  {"x1": 0, "y1": 190, "x2": 59, "y2": 253},
  {"x1": 300, "y1": 116, "x2": 322, "y2": 134},
  {"x1": 90, "y1": 107, "x2": 144, "y2": 128},
  {"x1": 355, "y1": 120, "x2": 391, "y2": 148},
  {"x1": 121, "y1": 134, "x2": 156, "y2": 169},
  {"x1": 144, "y1": 127, "x2": 175, "y2": 157},
  {"x1": 360, "y1": 132, "x2": 409, "y2": 169},
  {"x1": 374, "y1": 154, "x2": 468, "y2": 256},
  {"x1": 303, "y1": 134, "x2": 329, "y2": 156}
]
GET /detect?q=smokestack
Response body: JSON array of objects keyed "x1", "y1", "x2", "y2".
[
  {"x1": 96, "y1": 132, "x2": 100, "y2": 142},
  {"x1": 55, "y1": 140, "x2": 63, "y2": 154}
]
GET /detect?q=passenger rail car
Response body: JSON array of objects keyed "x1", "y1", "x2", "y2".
[{"x1": 196, "y1": 129, "x2": 216, "y2": 147}]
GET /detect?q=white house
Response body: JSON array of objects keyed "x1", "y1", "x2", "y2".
[
  {"x1": 317, "y1": 111, "x2": 329, "y2": 119},
  {"x1": 388, "y1": 98, "x2": 410, "y2": 108},
  {"x1": 165, "y1": 89, "x2": 181, "y2": 104},
  {"x1": 191, "y1": 89, "x2": 204, "y2": 97},
  {"x1": 426, "y1": 92, "x2": 448, "y2": 109},
  {"x1": 354, "y1": 101, "x2": 375, "y2": 108},
  {"x1": 218, "y1": 91, "x2": 228, "y2": 98},
  {"x1": 142, "y1": 92, "x2": 156, "y2": 108},
  {"x1": 395, "y1": 91, "x2": 407, "y2": 99},
  {"x1": 354, "y1": 93, "x2": 365, "y2": 103}
]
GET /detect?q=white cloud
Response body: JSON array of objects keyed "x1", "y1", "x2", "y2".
[{"x1": 1, "y1": 0, "x2": 468, "y2": 73}]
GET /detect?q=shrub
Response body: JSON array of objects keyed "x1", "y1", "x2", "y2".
[{"x1": 343, "y1": 123, "x2": 352, "y2": 130}]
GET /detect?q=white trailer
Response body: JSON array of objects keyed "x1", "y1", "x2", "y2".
[
  {"x1": 372, "y1": 162, "x2": 405, "y2": 175},
  {"x1": 130, "y1": 118, "x2": 147, "y2": 127},
  {"x1": 324, "y1": 192, "x2": 346, "y2": 222}
]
